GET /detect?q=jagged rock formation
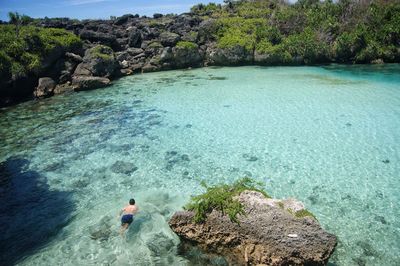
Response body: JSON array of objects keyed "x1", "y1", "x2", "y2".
[{"x1": 169, "y1": 191, "x2": 337, "y2": 265}]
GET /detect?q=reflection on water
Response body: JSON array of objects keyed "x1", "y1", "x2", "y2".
[{"x1": 0, "y1": 65, "x2": 399, "y2": 265}]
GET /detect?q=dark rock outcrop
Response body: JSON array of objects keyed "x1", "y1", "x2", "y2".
[{"x1": 169, "y1": 191, "x2": 337, "y2": 266}]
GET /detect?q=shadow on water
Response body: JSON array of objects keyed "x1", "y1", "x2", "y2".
[{"x1": 0, "y1": 157, "x2": 75, "y2": 265}]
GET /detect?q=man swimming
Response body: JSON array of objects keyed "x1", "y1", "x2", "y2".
[{"x1": 119, "y1": 198, "x2": 138, "y2": 235}]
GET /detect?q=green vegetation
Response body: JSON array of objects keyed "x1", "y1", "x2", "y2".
[
  {"x1": 196, "y1": 0, "x2": 400, "y2": 64},
  {"x1": 87, "y1": 45, "x2": 113, "y2": 60},
  {"x1": 176, "y1": 41, "x2": 198, "y2": 50},
  {"x1": 184, "y1": 177, "x2": 270, "y2": 224},
  {"x1": 287, "y1": 208, "x2": 317, "y2": 220},
  {"x1": 0, "y1": 22, "x2": 82, "y2": 79}
]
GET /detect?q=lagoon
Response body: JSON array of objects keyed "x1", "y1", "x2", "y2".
[{"x1": 0, "y1": 65, "x2": 399, "y2": 265}]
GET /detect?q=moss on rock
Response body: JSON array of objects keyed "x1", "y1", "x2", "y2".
[{"x1": 176, "y1": 41, "x2": 198, "y2": 50}]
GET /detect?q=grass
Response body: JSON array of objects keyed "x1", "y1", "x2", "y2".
[{"x1": 184, "y1": 177, "x2": 270, "y2": 224}]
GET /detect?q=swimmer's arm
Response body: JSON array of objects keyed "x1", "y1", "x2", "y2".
[{"x1": 118, "y1": 208, "x2": 125, "y2": 217}]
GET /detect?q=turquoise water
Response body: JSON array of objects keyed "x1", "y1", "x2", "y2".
[{"x1": 0, "y1": 65, "x2": 399, "y2": 265}]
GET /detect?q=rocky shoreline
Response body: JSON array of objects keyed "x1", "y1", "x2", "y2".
[
  {"x1": 169, "y1": 190, "x2": 337, "y2": 265},
  {"x1": 2, "y1": 0, "x2": 399, "y2": 107},
  {"x1": 1, "y1": 13, "x2": 248, "y2": 106}
]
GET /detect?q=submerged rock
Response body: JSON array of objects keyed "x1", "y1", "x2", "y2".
[
  {"x1": 110, "y1": 160, "x2": 138, "y2": 175},
  {"x1": 169, "y1": 190, "x2": 337, "y2": 265}
]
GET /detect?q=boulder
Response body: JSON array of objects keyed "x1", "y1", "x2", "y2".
[
  {"x1": 127, "y1": 48, "x2": 145, "y2": 56},
  {"x1": 73, "y1": 45, "x2": 119, "y2": 78},
  {"x1": 172, "y1": 43, "x2": 202, "y2": 68},
  {"x1": 114, "y1": 14, "x2": 134, "y2": 25},
  {"x1": 54, "y1": 82, "x2": 74, "y2": 94},
  {"x1": 65, "y1": 52, "x2": 83, "y2": 63},
  {"x1": 160, "y1": 32, "x2": 181, "y2": 47},
  {"x1": 72, "y1": 76, "x2": 111, "y2": 91},
  {"x1": 169, "y1": 191, "x2": 337, "y2": 266},
  {"x1": 34, "y1": 77, "x2": 56, "y2": 98},
  {"x1": 128, "y1": 28, "x2": 143, "y2": 48}
]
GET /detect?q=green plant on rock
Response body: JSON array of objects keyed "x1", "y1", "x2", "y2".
[
  {"x1": 88, "y1": 45, "x2": 114, "y2": 61},
  {"x1": 287, "y1": 208, "x2": 317, "y2": 220},
  {"x1": 176, "y1": 41, "x2": 198, "y2": 50},
  {"x1": 184, "y1": 177, "x2": 270, "y2": 224}
]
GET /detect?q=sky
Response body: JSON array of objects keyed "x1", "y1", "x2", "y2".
[{"x1": 0, "y1": 0, "x2": 226, "y2": 21}]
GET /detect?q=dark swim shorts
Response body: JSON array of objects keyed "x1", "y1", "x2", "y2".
[{"x1": 121, "y1": 214, "x2": 134, "y2": 225}]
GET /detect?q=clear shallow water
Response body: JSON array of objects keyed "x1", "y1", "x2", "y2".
[{"x1": 0, "y1": 65, "x2": 399, "y2": 265}]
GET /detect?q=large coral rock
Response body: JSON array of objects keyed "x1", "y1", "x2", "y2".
[{"x1": 169, "y1": 191, "x2": 337, "y2": 265}]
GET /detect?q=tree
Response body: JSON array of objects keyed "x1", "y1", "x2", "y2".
[{"x1": 8, "y1": 12, "x2": 32, "y2": 37}]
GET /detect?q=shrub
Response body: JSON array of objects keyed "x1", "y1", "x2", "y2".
[
  {"x1": 256, "y1": 41, "x2": 292, "y2": 64},
  {"x1": 0, "y1": 24, "x2": 82, "y2": 77},
  {"x1": 185, "y1": 177, "x2": 270, "y2": 224},
  {"x1": 283, "y1": 27, "x2": 330, "y2": 64}
]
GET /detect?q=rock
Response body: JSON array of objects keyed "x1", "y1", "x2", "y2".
[
  {"x1": 172, "y1": 43, "x2": 202, "y2": 68},
  {"x1": 128, "y1": 28, "x2": 143, "y2": 48},
  {"x1": 89, "y1": 215, "x2": 114, "y2": 241},
  {"x1": 142, "y1": 63, "x2": 160, "y2": 73},
  {"x1": 120, "y1": 60, "x2": 129, "y2": 69},
  {"x1": 371, "y1": 58, "x2": 384, "y2": 64},
  {"x1": 110, "y1": 160, "x2": 138, "y2": 175},
  {"x1": 169, "y1": 190, "x2": 337, "y2": 265},
  {"x1": 182, "y1": 31, "x2": 198, "y2": 42},
  {"x1": 206, "y1": 43, "x2": 253, "y2": 66},
  {"x1": 34, "y1": 77, "x2": 56, "y2": 98},
  {"x1": 72, "y1": 76, "x2": 111, "y2": 91},
  {"x1": 160, "y1": 47, "x2": 174, "y2": 61},
  {"x1": 198, "y1": 19, "x2": 217, "y2": 44},
  {"x1": 74, "y1": 45, "x2": 119, "y2": 78},
  {"x1": 127, "y1": 47, "x2": 145, "y2": 56},
  {"x1": 65, "y1": 52, "x2": 83, "y2": 63},
  {"x1": 80, "y1": 30, "x2": 117, "y2": 49},
  {"x1": 120, "y1": 68, "x2": 133, "y2": 76},
  {"x1": 114, "y1": 14, "x2": 133, "y2": 25},
  {"x1": 159, "y1": 32, "x2": 180, "y2": 47},
  {"x1": 54, "y1": 82, "x2": 74, "y2": 94}
]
